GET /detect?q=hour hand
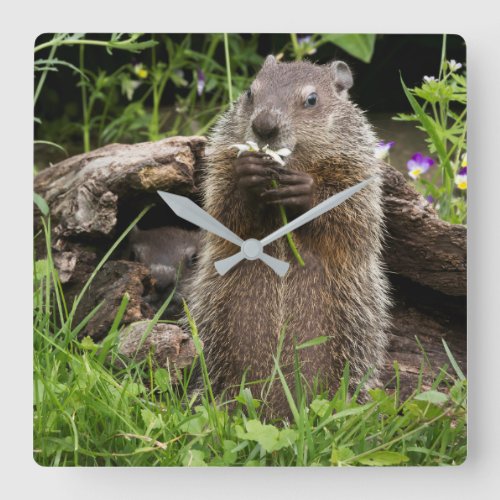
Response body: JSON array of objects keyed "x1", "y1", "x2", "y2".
[
  {"x1": 157, "y1": 192, "x2": 243, "y2": 247},
  {"x1": 157, "y1": 192, "x2": 289, "y2": 276}
]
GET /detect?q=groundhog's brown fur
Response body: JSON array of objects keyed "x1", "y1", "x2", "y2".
[{"x1": 187, "y1": 56, "x2": 390, "y2": 416}]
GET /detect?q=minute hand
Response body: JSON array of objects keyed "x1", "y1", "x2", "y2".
[{"x1": 261, "y1": 176, "x2": 375, "y2": 247}]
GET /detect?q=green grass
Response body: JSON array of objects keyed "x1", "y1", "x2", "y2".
[{"x1": 33, "y1": 217, "x2": 467, "y2": 467}]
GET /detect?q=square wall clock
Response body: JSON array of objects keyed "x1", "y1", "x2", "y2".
[{"x1": 33, "y1": 33, "x2": 467, "y2": 466}]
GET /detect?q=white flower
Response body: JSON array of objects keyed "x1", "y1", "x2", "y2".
[
  {"x1": 448, "y1": 59, "x2": 463, "y2": 72},
  {"x1": 121, "y1": 79, "x2": 141, "y2": 101},
  {"x1": 229, "y1": 142, "x2": 292, "y2": 165},
  {"x1": 374, "y1": 141, "x2": 394, "y2": 160},
  {"x1": 423, "y1": 75, "x2": 437, "y2": 83},
  {"x1": 262, "y1": 145, "x2": 291, "y2": 166},
  {"x1": 229, "y1": 141, "x2": 260, "y2": 157}
]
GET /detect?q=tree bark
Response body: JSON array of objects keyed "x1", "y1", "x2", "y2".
[{"x1": 34, "y1": 136, "x2": 466, "y2": 393}]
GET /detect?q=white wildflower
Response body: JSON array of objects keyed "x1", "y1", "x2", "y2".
[
  {"x1": 229, "y1": 142, "x2": 292, "y2": 165},
  {"x1": 448, "y1": 59, "x2": 463, "y2": 72},
  {"x1": 423, "y1": 75, "x2": 437, "y2": 83}
]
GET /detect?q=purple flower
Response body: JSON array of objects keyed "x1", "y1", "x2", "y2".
[
  {"x1": 407, "y1": 153, "x2": 435, "y2": 179},
  {"x1": 197, "y1": 68, "x2": 205, "y2": 96},
  {"x1": 425, "y1": 195, "x2": 435, "y2": 204},
  {"x1": 298, "y1": 35, "x2": 312, "y2": 45},
  {"x1": 374, "y1": 140, "x2": 395, "y2": 160},
  {"x1": 297, "y1": 35, "x2": 317, "y2": 55},
  {"x1": 455, "y1": 166, "x2": 467, "y2": 190}
]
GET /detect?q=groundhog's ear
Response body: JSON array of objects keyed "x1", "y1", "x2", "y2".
[
  {"x1": 330, "y1": 61, "x2": 353, "y2": 96},
  {"x1": 263, "y1": 55, "x2": 277, "y2": 68}
]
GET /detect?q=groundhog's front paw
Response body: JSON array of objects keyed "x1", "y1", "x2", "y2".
[
  {"x1": 260, "y1": 165, "x2": 315, "y2": 215},
  {"x1": 233, "y1": 151, "x2": 277, "y2": 201}
]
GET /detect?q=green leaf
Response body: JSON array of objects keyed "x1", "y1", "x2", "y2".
[
  {"x1": 179, "y1": 412, "x2": 209, "y2": 435},
  {"x1": 296, "y1": 335, "x2": 329, "y2": 350},
  {"x1": 243, "y1": 420, "x2": 279, "y2": 452},
  {"x1": 240, "y1": 419, "x2": 297, "y2": 453},
  {"x1": 331, "y1": 446, "x2": 355, "y2": 465},
  {"x1": 154, "y1": 368, "x2": 170, "y2": 392},
  {"x1": 275, "y1": 429, "x2": 298, "y2": 450},
  {"x1": 34, "y1": 259, "x2": 48, "y2": 281},
  {"x1": 400, "y1": 75, "x2": 453, "y2": 180},
  {"x1": 34, "y1": 192, "x2": 49, "y2": 216},
  {"x1": 415, "y1": 390, "x2": 449, "y2": 405},
  {"x1": 450, "y1": 380, "x2": 467, "y2": 405},
  {"x1": 34, "y1": 140, "x2": 68, "y2": 156},
  {"x1": 182, "y1": 449, "x2": 207, "y2": 466},
  {"x1": 80, "y1": 335, "x2": 97, "y2": 351},
  {"x1": 358, "y1": 451, "x2": 409, "y2": 466},
  {"x1": 321, "y1": 34, "x2": 376, "y2": 63},
  {"x1": 34, "y1": 58, "x2": 88, "y2": 80},
  {"x1": 442, "y1": 339, "x2": 466, "y2": 381},
  {"x1": 141, "y1": 408, "x2": 162, "y2": 430},
  {"x1": 369, "y1": 388, "x2": 397, "y2": 415},
  {"x1": 222, "y1": 439, "x2": 238, "y2": 465},
  {"x1": 310, "y1": 398, "x2": 331, "y2": 418},
  {"x1": 332, "y1": 403, "x2": 375, "y2": 420}
]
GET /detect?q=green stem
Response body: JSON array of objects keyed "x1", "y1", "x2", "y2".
[
  {"x1": 34, "y1": 35, "x2": 143, "y2": 54},
  {"x1": 290, "y1": 33, "x2": 301, "y2": 60},
  {"x1": 149, "y1": 39, "x2": 159, "y2": 140},
  {"x1": 223, "y1": 33, "x2": 233, "y2": 106},
  {"x1": 79, "y1": 45, "x2": 90, "y2": 152},
  {"x1": 272, "y1": 180, "x2": 305, "y2": 266},
  {"x1": 97, "y1": 87, "x2": 114, "y2": 146},
  {"x1": 438, "y1": 34, "x2": 447, "y2": 81},
  {"x1": 34, "y1": 42, "x2": 58, "y2": 107}
]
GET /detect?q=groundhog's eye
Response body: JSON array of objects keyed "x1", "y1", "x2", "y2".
[
  {"x1": 246, "y1": 88, "x2": 252, "y2": 100},
  {"x1": 305, "y1": 92, "x2": 318, "y2": 108}
]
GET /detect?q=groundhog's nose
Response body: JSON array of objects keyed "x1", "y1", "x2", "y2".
[{"x1": 252, "y1": 111, "x2": 279, "y2": 140}]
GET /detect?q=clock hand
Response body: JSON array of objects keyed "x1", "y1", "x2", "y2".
[
  {"x1": 261, "y1": 176, "x2": 375, "y2": 247},
  {"x1": 157, "y1": 191, "x2": 243, "y2": 247},
  {"x1": 214, "y1": 176, "x2": 375, "y2": 275},
  {"x1": 157, "y1": 192, "x2": 289, "y2": 276},
  {"x1": 215, "y1": 248, "x2": 290, "y2": 277}
]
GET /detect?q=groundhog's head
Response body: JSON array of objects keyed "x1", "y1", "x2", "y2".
[{"x1": 234, "y1": 55, "x2": 355, "y2": 155}]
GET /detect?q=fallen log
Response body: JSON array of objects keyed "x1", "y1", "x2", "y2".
[{"x1": 34, "y1": 136, "x2": 466, "y2": 393}]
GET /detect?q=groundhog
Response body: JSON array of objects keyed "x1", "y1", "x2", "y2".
[
  {"x1": 125, "y1": 225, "x2": 200, "y2": 316},
  {"x1": 187, "y1": 55, "x2": 390, "y2": 416}
]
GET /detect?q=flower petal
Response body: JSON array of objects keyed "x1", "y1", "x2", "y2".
[
  {"x1": 264, "y1": 149, "x2": 285, "y2": 166},
  {"x1": 275, "y1": 148, "x2": 292, "y2": 157},
  {"x1": 408, "y1": 167, "x2": 423, "y2": 179},
  {"x1": 246, "y1": 141, "x2": 259, "y2": 151}
]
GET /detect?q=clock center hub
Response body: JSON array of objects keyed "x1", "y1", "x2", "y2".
[{"x1": 241, "y1": 239, "x2": 263, "y2": 260}]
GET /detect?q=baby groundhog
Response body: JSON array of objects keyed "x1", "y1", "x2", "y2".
[
  {"x1": 126, "y1": 225, "x2": 200, "y2": 316},
  {"x1": 187, "y1": 55, "x2": 390, "y2": 416}
]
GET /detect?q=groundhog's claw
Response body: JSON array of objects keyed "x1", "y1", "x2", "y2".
[{"x1": 233, "y1": 152, "x2": 314, "y2": 214}]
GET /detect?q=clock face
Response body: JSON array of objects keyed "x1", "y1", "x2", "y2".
[{"x1": 33, "y1": 32, "x2": 467, "y2": 468}]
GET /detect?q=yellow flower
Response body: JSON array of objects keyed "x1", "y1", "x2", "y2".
[
  {"x1": 409, "y1": 167, "x2": 423, "y2": 179},
  {"x1": 134, "y1": 63, "x2": 148, "y2": 79}
]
